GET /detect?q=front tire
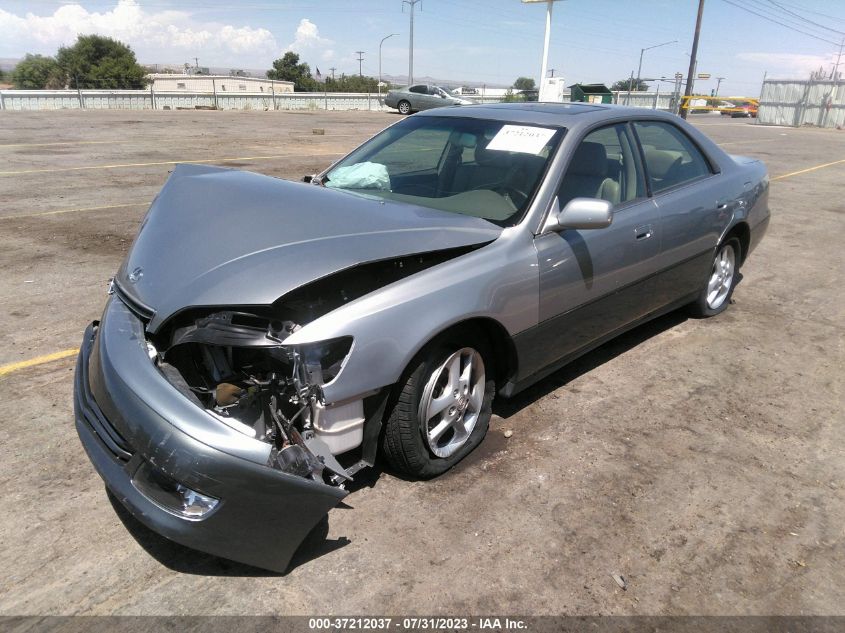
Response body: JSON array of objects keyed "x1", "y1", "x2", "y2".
[
  {"x1": 382, "y1": 336, "x2": 494, "y2": 478},
  {"x1": 689, "y1": 238, "x2": 741, "y2": 317},
  {"x1": 397, "y1": 100, "x2": 412, "y2": 115}
]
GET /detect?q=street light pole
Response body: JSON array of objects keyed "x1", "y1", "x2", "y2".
[
  {"x1": 636, "y1": 39, "x2": 677, "y2": 95},
  {"x1": 379, "y1": 33, "x2": 399, "y2": 99}
]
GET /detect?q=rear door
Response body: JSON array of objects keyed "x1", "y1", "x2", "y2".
[{"x1": 632, "y1": 120, "x2": 727, "y2": 304}]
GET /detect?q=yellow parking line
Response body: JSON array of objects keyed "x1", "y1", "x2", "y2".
[
  {"x1": 772, "y1": 158, "x2": 845, "y2": 181},
  {"x1": 0, "y1": 151, "x2": 343, "y2": 176},
  {"x1": 0, "y1": 140, "x2": 117, "y2": 149},
  {"x1": 0, "y1": 349, "x2": 78, "y2": 377},
  {"x1": 0, "y1": 202, "x2": 147, "y2": 220}
]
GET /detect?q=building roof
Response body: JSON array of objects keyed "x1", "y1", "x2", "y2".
[{"x1": 146, "y1": 73, "x2": 293, "y2": 85}]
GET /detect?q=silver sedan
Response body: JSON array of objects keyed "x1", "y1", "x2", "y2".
[
  {"x1": 384, "y1": 83, "x2": 473, "y2": 114},
  {"x1": 74, "y1": 103, "x2": 769, "y2": 572}
]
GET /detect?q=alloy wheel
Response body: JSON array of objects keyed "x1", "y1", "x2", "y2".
[{"x1": 418, "y1": 348, "x2": 486, "y2": 458}]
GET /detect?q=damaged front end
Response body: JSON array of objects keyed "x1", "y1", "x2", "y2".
[
  {"x1": 75, "y1": 298, "x2": 351, "y2": 573},
  {"x1": 147, "y1": 246, "x2": 477, "y2": 484},
  {"x1": 155, "y1": 308, "x2": 355, "y2": 485},
  {"x1": 74, "y1": 164, "x2": 503, "y2": 572}
]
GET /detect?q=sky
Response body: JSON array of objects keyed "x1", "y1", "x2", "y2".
[{"x1": 1, "y1": 0, "x2": 844, "y2": 96}]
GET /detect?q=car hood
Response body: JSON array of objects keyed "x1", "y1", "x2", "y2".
[{"x1": 117, "y1": 164, "x2": 502, "y2": 332}]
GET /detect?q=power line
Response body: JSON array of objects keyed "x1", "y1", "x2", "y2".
[
  {"x1": 773, "y1": 1, "x2": 845, "y2": 23},
  {"x1": 720, "y1": 0, "x2": 841, "y2": 45},
  {"x1": 764, "y1": 0, "x2": 845, "y2": 32},
  {"x1": 749, "y1": 0, "x2": 845, "y2": 37}
]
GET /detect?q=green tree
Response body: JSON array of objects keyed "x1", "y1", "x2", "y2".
[
  {"x1": 266, "y1": 52, "x2": 316, "y2": 91},
  {"x1": 513, "y1": 76, "x2": 535, "y2": 91},
  {"x1": 611, "y1": 78, "x2": 648, "y2": 92},
  {"x1": 11, "y1": 54, "x2": 63, "y2": 89},
  {"x1": 325, "y1": 73, "x2": 379, "y2": 93},
  {"x1": 54, "y1": 35, "x2": 148, "y2": 89}
]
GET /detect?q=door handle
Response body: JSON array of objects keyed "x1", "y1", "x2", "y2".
[
  {"x1": 635, "y1": 224, "x2": 653, "y2": 240},
  {"x1": 716, "y1": 200, "x2": 730, "y2": 210}
]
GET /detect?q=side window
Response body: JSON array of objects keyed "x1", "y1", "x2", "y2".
[
  {"x1": 408, "y1": 85, "x2": 427, "y2": 94},
  {"x1": 557, "y1": 124, "x2": 645, "y2": 209},
  {"x1": 633, "y1": 121, "x2": 712, "y2": 194}
]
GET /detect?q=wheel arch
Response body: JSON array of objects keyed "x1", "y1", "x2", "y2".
[
  {"x1": 723, "y1": 221, "x2": 751, "y2": 264},
  {"x1": 404, "y1": 317, "x2": 519, "y2": 393}
]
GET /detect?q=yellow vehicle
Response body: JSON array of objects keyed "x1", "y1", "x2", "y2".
[{"x1": 680, "y1": 95, "x2": 759, "y2": 117}]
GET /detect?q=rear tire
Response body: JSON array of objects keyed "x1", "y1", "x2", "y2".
[
  {"x1": 381, "y1": 334, "x2": 494, "y2": 478},
  {"x1": 397, "y1": 100, "x2": 412, "y2": 115},
  {"x1": 689, "y1": 238, "x2": 741, "y2": 317}
]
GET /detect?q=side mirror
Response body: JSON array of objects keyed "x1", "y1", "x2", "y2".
[
  {"x1": 302, "y1": 175, "x2": 313, "y2": 183},
  {"x1": 542, "y1": 197, "x2": 613, "y2": 233}
]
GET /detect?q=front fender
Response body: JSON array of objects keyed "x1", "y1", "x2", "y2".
[{"x1": 284, "y1": 229, "x2": 538, "y2": 403}]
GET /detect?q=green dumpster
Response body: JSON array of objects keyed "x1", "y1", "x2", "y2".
[{"x1": 569, "y1": 83, "x2": 613, "y2": 104}]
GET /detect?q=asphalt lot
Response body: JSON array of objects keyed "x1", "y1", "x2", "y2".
[{"x1": 0, "y1": 109, "x2": 842, "y2": 616}]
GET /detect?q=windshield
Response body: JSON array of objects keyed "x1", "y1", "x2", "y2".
[{"x1": 323, "y1": 116, "x2": 564, "y2": 226}]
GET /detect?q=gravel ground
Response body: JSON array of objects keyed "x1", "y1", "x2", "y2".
[{"x1": 0, "y1": 110, "x2": 842, "y2": 616}]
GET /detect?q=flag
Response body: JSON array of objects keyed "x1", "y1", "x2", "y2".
[{"x1": 315, "y1": 67, "x2": 322, "y2": 80}]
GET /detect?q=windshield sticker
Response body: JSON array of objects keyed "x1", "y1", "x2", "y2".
[{"x1": 486, "y1": 125, "x2": 556, "y2": 154}]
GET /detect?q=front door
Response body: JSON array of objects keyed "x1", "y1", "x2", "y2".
[{"x1": 520, "y1": 123, "x2": 663, "y2": 377}]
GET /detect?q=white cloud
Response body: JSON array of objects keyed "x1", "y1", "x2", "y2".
[
  {"x1": 0, "y1": 0, "x2": 277, "y2": 63},
  {"x1": 287, "y1": 18, "x2": 332, "y2": 54},
  {"x1": 737, "y1": 51, "x2": 839, "y2": 77}
]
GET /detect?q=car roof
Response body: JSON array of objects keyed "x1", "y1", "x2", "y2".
[{"x1": 415, "y1": 102, "x2": 678, "y2": 127}]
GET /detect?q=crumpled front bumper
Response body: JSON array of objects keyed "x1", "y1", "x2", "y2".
[{"x1": 73, "y1": 298, "x2": 348, "y2": 573}]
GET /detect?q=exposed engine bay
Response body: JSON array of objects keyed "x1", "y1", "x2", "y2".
[
  {"x1": 142, "y1": 248, "x2": 480, "y2": 488},
  {"x1": 156, "y1": 308, "x2": 354, "y2": 487}
]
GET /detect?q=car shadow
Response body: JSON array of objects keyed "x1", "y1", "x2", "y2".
[
  {"x1": 493, "y1": 309, "x2": 689, "y2": 420},
  {"x1": 106, "y1": 490, "x2": 349, "y2": 577}
]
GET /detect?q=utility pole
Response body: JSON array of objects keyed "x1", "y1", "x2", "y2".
[
  {"x1": 834, "y1": 37, "x2": 844, "y2": 81},
  {"x1": 403, "y1": 0, "x2": 422, "y2": 85},
  {"x1": 548, "y1": 68, "x2": 556, "y2": 77},
  {"x1": 715, "y1": 76, "x2": 725, "y2": 96},
  {"x1": 329, "y1": 67, "x2": 337, "y2": 80},
  {"x1": 355, "y1": 51, "x2": 365, "y2": 77},
  {"x1": 194, "y1": 57, "x2": 200, "y2": 70},
  {"x1": 681, "y1": 0, "x2": 705, "y2": 119}
]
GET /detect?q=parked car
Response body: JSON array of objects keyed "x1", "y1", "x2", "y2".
[
  {"x1": 75, "y1": 103, "x2": 770, "y2": 573},
  {"x1": 384, "y1": 83, "x2": 473, "y2": 114},
  {"x1": 720, "y1": 98, "x2": 759, "y2": 118}
]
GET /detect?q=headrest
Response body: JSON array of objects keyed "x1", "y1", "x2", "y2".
[
  {"x1": 568, "y1": 142, "x2": 607, "y2": 177},
  {"x1": 448, "y1": 130, "x2": 477, "y2": 149}
]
